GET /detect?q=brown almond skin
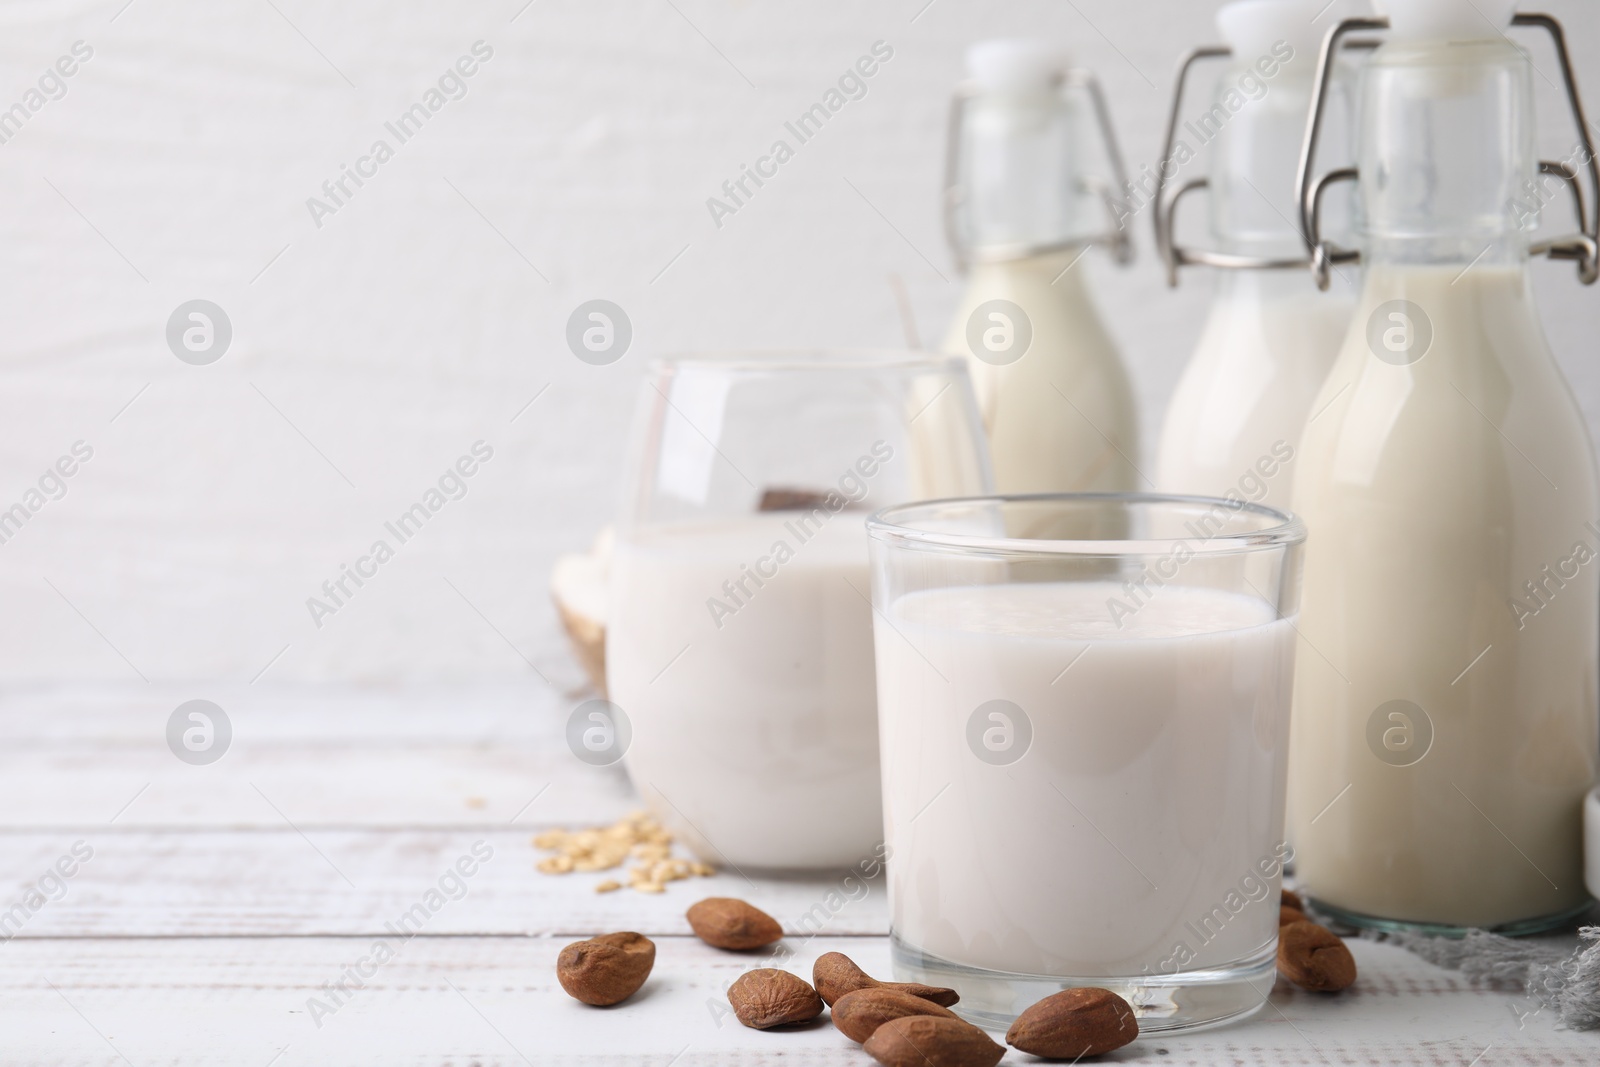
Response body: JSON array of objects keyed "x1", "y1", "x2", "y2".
[
  {"x1": 863, "y1": 1015, "x2": 1005, "y2": 1067},
  {"x1": 1281, "y1": 888, "x2": 1305, "y2": 912},
  {"x1": 813, "y1": 951, "x2": 960, "y2": 1008},
  {"x1": 1280, "y1": 903, "x2": 1308, "y2": 927},
  {"x1": 556, "y1": 931, "x2": 655, "y2": 1006},
  {"x1": 728, "y1": 968, "x2": 824, "y2": 1029},
  {"x1": 1006, "y1": 987, "x2": 1139, "y2": 1059},
  {"x1": 686, "y1": 897, "x2": 784, "y2": 951},
  {"x1": 1278, "y1": 920, "x2": 1357, "y2": 992},
  {"x1": 832, "y1": 987, "x2": 961, "y2": 1043}
]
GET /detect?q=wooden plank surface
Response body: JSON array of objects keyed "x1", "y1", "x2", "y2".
[
  {"x1": 0, "y1": 682, "x2": 1596, "y2": 1064},
  {"x1": 0, "y1": 935, "x2": 1585, "y2": 1067},
  {"x1": 0, "y1": 828, "x2": 892, "y2": 939},
  {"x1": 0, "y1": 681, "x2": 634, "y2": 829}
]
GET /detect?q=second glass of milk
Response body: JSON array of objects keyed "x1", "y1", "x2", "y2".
[
  {"x1": 867, "y1": 494, "x2": 1304, "y2": 1032},
  {"x1": 607, "y1": 352, "x2": 992, "y2": 870}
]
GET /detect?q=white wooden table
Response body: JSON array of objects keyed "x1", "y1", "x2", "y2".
[{"x1": 2, "y1": 680, "x2": 1595, "y2": 1065}]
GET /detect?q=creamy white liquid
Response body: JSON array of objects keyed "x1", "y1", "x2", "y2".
[
  {"x1": 1289, "y1": 265, "x2": 1600, "y2": 928},
  {"x1": 943, "y1": 253, "x2": 1140, "y2": 495},
  {"x1": 876, "y1": 581, "x2": 1295, "y2": 976},
  {"x1": 1158, "y1": 273, "x2": 1352, "y2": 508},
  {"x1": 608, "y1": 513, "x2": 882, "y2": 869}
]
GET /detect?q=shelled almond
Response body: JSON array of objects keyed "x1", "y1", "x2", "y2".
[
  {"x1": 686, "y1": 897, "x2": 784, "y2": 951},
  {"x1": 832, "y1": 988, "x2": 961, "y2": 1043},
  {"x1": 1278, "y1": 920, "x2": 1358, "y2": 992},
  {"x1": 556, "y1": 931, "x2": 655, "y2": 1006},
  {"x1": 863, "y1": 1015, "x2": 1004, "y2": 1067},
  {"x1": 727, "y1": 969, "x2": 824, "y2": 1029},
  {"x1": 813, "y1": 951, "x2": 959, "y2": 1007},
  {"x1": 1006, "y1": 987, "x2": 1139, "y2": 1059}
]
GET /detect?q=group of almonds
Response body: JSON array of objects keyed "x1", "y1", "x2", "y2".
[{"x1": 556, "y1": 890, "x2": 1356, "y2": 1066}]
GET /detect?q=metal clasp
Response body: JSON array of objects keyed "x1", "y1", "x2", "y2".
[
  {"x1": 1153, "y1": 46, "x2": 1311, "y2": 287},
  {"x1": 1297, "y1": 12, "x2": 1600, "y2": 289},
  {"x1": 1155, "y1": 35, "x2": 1381, "y2": 288},
  {"x1": 1515, "y1": 13, "x2": 1600, "y2": 285},
  {"x1": 943, "y1": 69, "x2": 1134, "y2": 272}
]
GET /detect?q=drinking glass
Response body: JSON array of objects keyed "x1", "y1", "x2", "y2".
[
  {"x1": 867, "y1": 494, "x2": 1305, "y2": 1032},
  {"x1": 607, "y1": 351, "x2": 991, "y2": 870}
]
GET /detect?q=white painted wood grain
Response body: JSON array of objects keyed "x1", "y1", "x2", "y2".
[
  {"x1": 2, "y1": 689, "x2": 1596, "y2": 1063},
  {"x1": 1, "y1": 935, "x2": 1588, "y2": 1066},
  {"x1": 0, "y1": 828, "x2": 891, "y2": 939},
  {"x1": 0, "y1": 680, "x2": 636, "y2": 829}
]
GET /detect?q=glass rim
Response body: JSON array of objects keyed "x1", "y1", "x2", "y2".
[
  {"x1": 648, "y1": 348, "x2": 967, "y2": 374},
  {"x1": 866, "y1": 492, "x2": 1307, "y2": 557}
]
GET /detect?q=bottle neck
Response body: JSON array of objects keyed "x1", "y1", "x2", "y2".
[
  {"x1": 968, "y1": 247, "x2": 1095, "y2": 290},
  {"x1": 1356, "y1": 38, "x2": 1537, "y2": 266},
  {"x1": 956, "y1": 86, "x2": 1100, "y2": 253},
  {"x1": 1212, "y1": 264, "x2": 1328, "y2": 302},
  {"x1": 1206, "y1": 66, "x2": 1322, "y2": 261}
]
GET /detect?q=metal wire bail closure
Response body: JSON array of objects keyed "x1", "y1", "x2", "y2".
[
  {"x1": 1296, "y1": 12, "x2": 1600, "y2": 290},
  {"x1": 1153, "y1": 45, "x2": 1314, "y2": 288},
  {"x1": 942, "y1": 68, "x2": 1135, "y2": 272}
]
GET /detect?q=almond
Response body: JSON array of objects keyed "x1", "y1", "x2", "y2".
[
  {"x1": 727, "y1": 968, "x2": 824, "y2": 1029},
  {"x1": 863, "y1": 1015, "x2": 1005, "y2": 1067},
  {"x1": 1006, "y1": 987, "x2": 1138, "y2": 1059},
  {"x1": 686, "y1": 897, "x2": 783, "y2": 951},
  {"x1": 813, "y1": 951, "x2": 960, "y2": 1008},
  {"x1": 832, "y1": 987, "x2": 961, "y2": 1043},
  {"x1": 1278, "y1": 920, "x2": 1357, "y2": 992},
  {"x1": 759, "y1": 488, "x2": 833, "y2": 512},
  {"x1": 556, "y1": 931, "x2": 655, "y2": 1006},
  {"x1": 1281, "y1": 888, "x2": 1305, "y2": 912}
]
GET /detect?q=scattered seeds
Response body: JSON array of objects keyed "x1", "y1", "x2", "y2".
[{"x1": 532, "y1": 810, "x2": 718, "y2": 894}]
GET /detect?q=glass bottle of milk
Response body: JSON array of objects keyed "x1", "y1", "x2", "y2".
[
  {"x1": 1154, "y1": 0, "x2": 1358, "y2": 509},
  {"x1": 1289, "y1": 0, "x2": 1600, "y2": 933},
  {"x1": 940, "y1": 40, "x2": 1140, "y2": 495}
]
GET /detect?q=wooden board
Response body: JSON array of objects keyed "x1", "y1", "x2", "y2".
[
  {"x1": 0, "y1": 828, "x2": 892, "y2": 939},
  {"x1": 0, "y1": 682, "x2": 1596, "y2": 1064},
  {"x1": 0, "y1": 935, "x2": 1585, "y2": 1066}
]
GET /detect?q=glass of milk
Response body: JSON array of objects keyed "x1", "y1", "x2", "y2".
[
  {"x1": 867, "y1": 494, "x2": 1305, "y2": 1033},
  {"x1": 606, "y1": 352, "x2": 992, "y2": 871}
]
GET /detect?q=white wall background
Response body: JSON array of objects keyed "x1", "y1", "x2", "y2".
[{"x1": 0, "y1": 0, "x2": 1596, "y2": 687}]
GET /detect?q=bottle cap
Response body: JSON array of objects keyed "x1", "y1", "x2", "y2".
[
  {"x1": 1373, "y1": 0, "x2": 1518, "y2": 42},
  {"x1": 1216, "y1": 0, "x2": 1339, "y2": 68},
  {"x1": 964, "y1": 39, "x2": 1068, "y2": 95}
]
